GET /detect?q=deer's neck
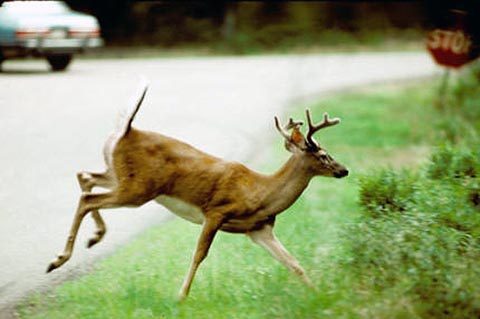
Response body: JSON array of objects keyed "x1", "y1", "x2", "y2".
[{"x1": 263, "y1": 154, "x2": 312, "y2": 214}]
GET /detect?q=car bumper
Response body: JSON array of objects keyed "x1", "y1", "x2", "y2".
[{"x1": 1, "y1": 37, "x2": 104, "y2": 57}]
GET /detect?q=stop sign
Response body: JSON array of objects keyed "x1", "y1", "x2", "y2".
[
  {"x1": 427, "y1": 29, "x2": 475, "y2": 68},
  {"x1": 426, "y1": 9, "x2": 479, "y2": 68}
]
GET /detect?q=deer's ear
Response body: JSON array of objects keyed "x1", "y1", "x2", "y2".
[
  {"x1": 291, "y1": 129, "x2": 305, "y2": 144},
  {"x1": 284, "y1": 128, "x2": 306, "y2": 153}
]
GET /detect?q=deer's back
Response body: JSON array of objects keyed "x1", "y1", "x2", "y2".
[{"x1": 109, "y1": 129, "x2": 270, "y2": 229}]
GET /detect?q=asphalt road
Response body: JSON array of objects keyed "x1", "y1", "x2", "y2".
[{"x1": 0, "y1": 52, "x2": 438, "y2": 314}]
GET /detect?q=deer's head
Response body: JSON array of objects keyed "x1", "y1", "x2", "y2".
[{"x1": 275, "y1": 109, "x2": 348, "y2": 178}]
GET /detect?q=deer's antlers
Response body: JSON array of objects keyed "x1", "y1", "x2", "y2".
[
  {"x1": 275, "y1": 110, "x2": 340, "y2": 150},
  {"x1": 305, "y1": 109, "x2": 340, "y2": 150},
  {"x1": 274, "y1": 116, "x2": 303, "y2": 140}
]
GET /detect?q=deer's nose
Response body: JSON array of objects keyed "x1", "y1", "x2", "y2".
[{"x1": 334, "y1": 169, "x2": 349, "y2": 178}]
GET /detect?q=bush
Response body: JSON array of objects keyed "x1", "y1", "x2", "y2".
[
  {"x1": 358, "y1": 169, "x2": 417, "y2": 217},
  {"x1": 427, "y1": 144, "x2": 479, "y2": 179},
  {"x1": 416, "y1": 180, "x2": 480, "y2": 237},
  {"x1": 351, "y1": 142, "x2": 480, "y2": 318},
  {"x1": 345, "y1": 206, "x2": 480, "y2": 318},
  {"x1": 468, "y1": 181, "x2": 480, "y2": 208},
  {"x1": 453, "y1": 149, "x2": 478, "y2": 178},
  {"x1": 425, "y1": 145, "x2": 454, "y2": 179},
  {"x1": 342, "y1": 65, "x2": 480, "y2": 318}
]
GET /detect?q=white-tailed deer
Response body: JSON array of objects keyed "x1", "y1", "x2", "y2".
[{"x1": 46, "y1": 83, "x2": 348, "y2": 300}]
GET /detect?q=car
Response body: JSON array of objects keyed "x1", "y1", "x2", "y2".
[{"x1": 0, "y1": 0, "x2": 103, "y2": 71}]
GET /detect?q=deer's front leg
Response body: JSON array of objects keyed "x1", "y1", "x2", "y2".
[
  {"x1": 178, "y1": 216, "x2": 223, "y2": 301},
  {"x1": 247, "y1": 225, "x2": 313, "y2": 287}
]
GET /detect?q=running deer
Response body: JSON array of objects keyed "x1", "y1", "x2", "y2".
[{"x1": 46, "y1": 83, "x2": 348, "y2": 300}]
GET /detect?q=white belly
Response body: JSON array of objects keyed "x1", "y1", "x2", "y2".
[{"x1": 155, "y1": 195, "x2": 204, "y2": 225}]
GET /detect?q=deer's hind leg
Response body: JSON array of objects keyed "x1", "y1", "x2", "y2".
[
  {"x1": 77, "y1": 171, "x2": 115, "y2": 191},
  {"x1": 47, "y1": 191, "x2": 123, "y2": 273},
  {"x1": 77, "y1": 171, "x2": 115, "y2": 248}
]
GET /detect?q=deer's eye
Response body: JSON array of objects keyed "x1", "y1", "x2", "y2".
[{"x1": 318, "y1": 153, "x2": 328, "y2": 160}]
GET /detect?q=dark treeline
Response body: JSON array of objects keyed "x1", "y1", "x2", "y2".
[{"x1": 63, "y1": 1, "x2": 480, "y2": 48}]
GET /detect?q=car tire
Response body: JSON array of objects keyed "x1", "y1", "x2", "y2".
[{"x1": 46, "y1": 54, "x2": 73, "y2": 71}]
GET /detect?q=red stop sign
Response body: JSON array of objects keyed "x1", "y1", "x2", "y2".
[{"x1": 427, "y1": 29, "x2": 475, "y2": 68}]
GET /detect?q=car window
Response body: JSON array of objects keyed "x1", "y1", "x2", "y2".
[{"x1": 1, "y1": 1, "x2": 70, "y2": 15}]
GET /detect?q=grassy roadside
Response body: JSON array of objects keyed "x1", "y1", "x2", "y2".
[
  {"x1": 18, "y1": 80, "x2": 443, "y2": 318},
  {"x1": 346, "y1": 67, "x2": 480, "y2": 318}
]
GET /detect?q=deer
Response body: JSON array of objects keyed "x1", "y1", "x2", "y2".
[{"x1": 46, "y1": 82, "x2": 348, "y2": 300}]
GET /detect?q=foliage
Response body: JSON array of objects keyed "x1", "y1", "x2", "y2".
[
  {"x1": 19, "y1": 81, "x2": 436, "y2": 319},
  {"x1": 450, "y1": 64, "x2": 480, "y2": 126},
  {"x1": 82, "y1": 2, "x2": 427, "y2": 50},
  {"x1": 426, "y1": 145, "x2": 479, "y2": 180},
  {"x1": 352, "y1": 149, "x2": 480, "y2": 318},
  {"x1": 436, "y1": 62, "x2": 480, "y2": 142},
  {"x1": 349, "y1": 67, "x2": 480, "y2": 318},
  {"x1": 17, "y1": 68, "x2": 480, "y2": 319},
  {"x1": 359, "y1": 169, "x2": 417, "y2": 217}
]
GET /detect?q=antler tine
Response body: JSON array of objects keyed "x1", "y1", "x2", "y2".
[
  {"x1": 305, "y1": 109, "x2": 340, "y2": 148},
  {"x1": 274, "y1": 116, "x2": 304, "y2": 143},
  {"x1": 286, "y1": 118, "x2": 303, "y2": 130},
  {"x1": 274, "y1": 116, "x2": 291, "y2": 140}
]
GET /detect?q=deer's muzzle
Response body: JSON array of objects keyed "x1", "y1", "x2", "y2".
[{"x1": 334, "y1": 169, "x2": 349, "y2": 178}]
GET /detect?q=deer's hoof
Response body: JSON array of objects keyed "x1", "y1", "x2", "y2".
[
  {"x1": 86, "y1": 237, "x2": 99, "y2": 249},
  {"x1": 46, "y1": 254, "x2": 68, "y2": 273},
  {"x1": 177, "y1": 291, "x2": 188, "y2": 302},
  {"x1": 46, "y1": 262, "x2": 57, "y2": 273}
]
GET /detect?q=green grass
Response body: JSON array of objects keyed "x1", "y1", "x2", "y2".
[
  {"x1": 19, "y1": 80, "x2": 443, "y2": 318},
  {"x1": 341, "y1": 66, "x2": 480, "y2": 319}
]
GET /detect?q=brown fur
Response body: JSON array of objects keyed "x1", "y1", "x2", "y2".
[{"x1": 47, "y1": 86, "x2": 348, "y2": 300}]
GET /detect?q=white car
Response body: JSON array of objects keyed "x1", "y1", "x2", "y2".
[{"x1": 0, "y1": 1, "x2": 103, "y2": 71}]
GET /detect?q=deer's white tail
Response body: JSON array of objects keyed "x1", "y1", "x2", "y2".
[
  {"x1": 117, "y1": 80, "x2": 149, "y2": 137},
  {"x1": 103, "y1": 80, "x2": 149, "y2": 168}
]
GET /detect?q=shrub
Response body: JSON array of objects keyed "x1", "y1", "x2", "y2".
[
  {"x1": 358, "y1": 169, "x2": 417, "y2": 217},
  {"x1": 468, "y1": 181, "x2": 480, "y2": 208},
  {"x1": 426, "y1": 145, "x2": 454, "y2": 179},
  {"x1": 341, "y1": 63, "x2": 480, "y2": 318},
  {"x1": 426, "y1": 144, "x2": 480, "y2": 180},
  {"x1": 453, "y1": 149, "x2": 478, "y2": 178},
  {"x1": 346, "y1": 206, "x2": 479, "y2": 317},
  {"x1": 415, "y1": 180, "x2": 480, "y2": 237},
  {"x1": 353, "y1": 142, "x2": 480, "y2": 318},
  {"x1": 347, "y1": 194, "x2": 480, "y2": 318}
]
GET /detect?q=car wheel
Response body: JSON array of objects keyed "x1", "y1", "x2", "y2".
[{"x1": 46, "y1": 54, "x2": 73, "y2": 71}]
